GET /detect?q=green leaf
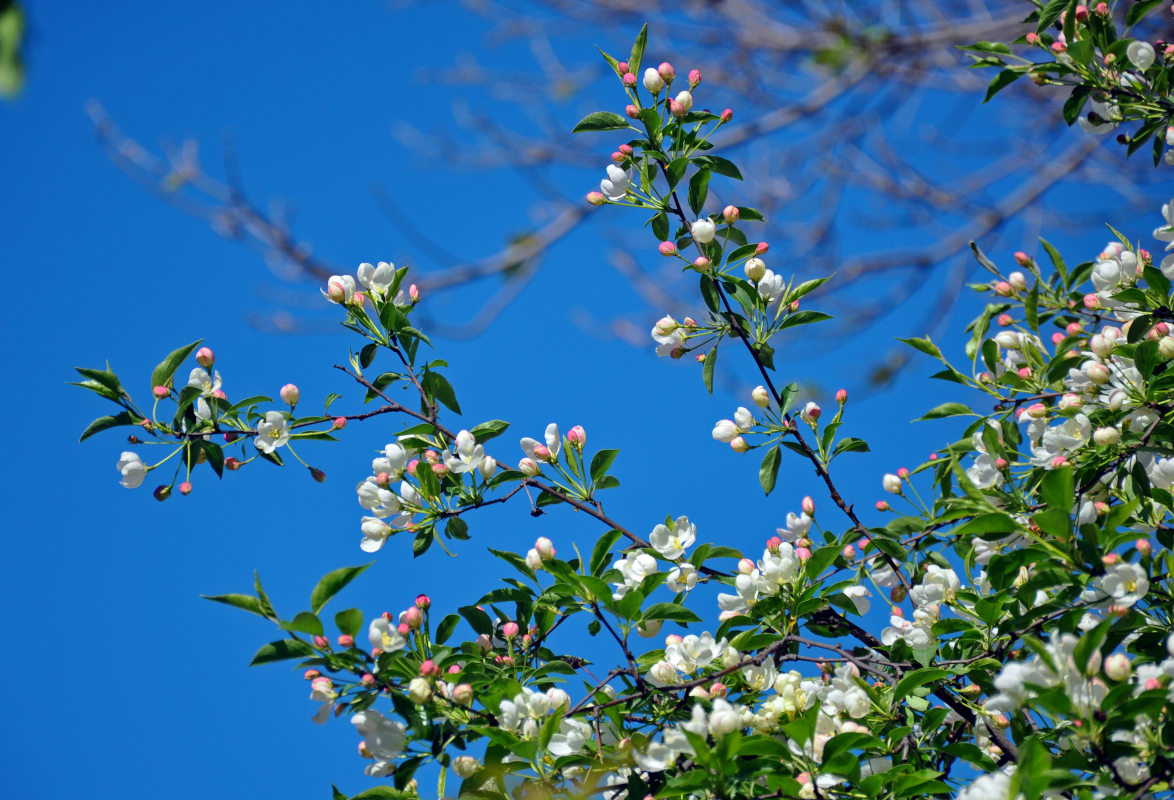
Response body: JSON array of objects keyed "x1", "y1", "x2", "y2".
[
  {"x1": 651, "y1": 211, "x2": 669, "y2": 240},
  {"x1": 759, "y1": 445, "x2": 781, "y2": 496},
  {"x1": 1127, "y1": 0, "x2": 1165, "y2": 26},
  {"x1": 831, "y1": 437, "x2": 870, "y2": 457},
  {"x1": 73, "y1": 367, "x2": 124, "y2": 399},
  {"x1": 628, "y1": 23, "x2": 648, "y2": 77},
  {"x1": 894, "y1": 667, "x2": 951, "y2": 702},
  {"x1": 445, "y1": 516, "x2": 470, "y2": 541},
  {"x1": 916, "y1": 402, "x2": 975, "y2": 421},
  {"x1": 310, "y1": 563, "x2": 373, "y2": 614},
  {"x1": 1040, "y1": 238, "x2": 1068, "y2": 287},
  {"x1": 469, "y1": 419, "x2": 509, "y2": 444},
  {"x1": 283, "y1": 611, "x2": 324, "y2": 637},
  {"x1": 666, "y1": 156, "x2": 689, "y2": 188},
  {"x1": 590, "y1": 449, "x2": 619, "y2": 483},
  {"x1": 150, "y1": 340, "x2": 202, "y2": 392},
  {"x1": 688, "y1": 168, "x2": 711, "y2": 215},
  {"x1": 960, "y1": 41, "x2": 1011, "y2": 55},
  {"x1": 335, "y1": 608, "x2": 363, "y2": 637},
  {"x1": 79, "y1": 411, "x2": 134, "y2": 441},
  {"x1": 898, "y1": 336, "x2": 942, "y2": 359},
  {"x1": 412, "y1": 528, "x2": 433, "y2": 556},
  {"x1": 421, "y1": 371, "x2": 461, "y2": 414},
  {"x1": 436, "y1": 613, "x2": 460, "y2": 645},
  {"x1": 202, "y1": 440, "x2": 225, "y2": 478},
  {"x1": 983, "y1": 68, "x2": 1022, "y2": 103},
  {"x1": 591, "y1": 530, "x2": 623, "y2": 575},
  {"x1": 643, "y1": 603, "x2": 701, "y2": 623},
  {"x1": 250, "y1": 639, "x2": 315, "y2": 666},
  {"x1": 572, "y1": 111, "x2": 631, "y2": 133},
  {"x1": 1038, "y1": 467, "x2": 1074, "y2": 515},
  {"x1": 698, "y1": 155, "x2": 743, "y2": 180},
  {"x1": 349, "y1": 787, "x2": 417, "y2": 800},
  {"x1": 1073, "y1": 618, "x2": 1111, "y2": 674},
  {"x1": 700, "y1": 274, "x2": 720, "y2": 313},
  {"x1": 1037, "y1": 0, "x2": 1069, "y2": 31},
  {"x1": 702, "y1": 345, "x2": 716, "y2": 395},
  {"x1": 359, "y1": 342, "x2": 378, "y2": 369},
  {"x1": 202, "y1": 593, "x2": 267, "y2": 619},
  {"x1": 1062, "y1": 84, "x2": 1091, "y2": 125},
  {"x1": 778, "y1": 310, "x2": 833, "y2": 330}
]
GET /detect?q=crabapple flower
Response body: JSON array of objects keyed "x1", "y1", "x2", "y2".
[
  {"x1": 187, "y1": 367, "x2": 222, "y2": 396},
  {"x1": 652, "y1": 314, "x2": 686, "y2": 357},
  {"x1": 842, "y1": 585, "x2": 872, "y2": 614},
  {"x1": 356, "y1": 261, "x2": 396, "y2": 296},
  {"x1": 882, "y1": 473, "x2": 903, "y2": 494},
  {"x1": 734, "y1": 406, "x2": 755, "y2": 429},
  {"x1": 650, "y1": 515, "x2": 697, "y2": 559},
  {"x1": 116, "y1": 451, "x2": 148, "y2": 489},
  {"x1": 1096, "y1": 562, "x2": 1149, "y2": 607},
  {"x1": 800, "y1": 402, "x2": 820, "y2": 423},
  {"x1": 600, "y1": 164, "x2": 631, "y2": 202},
  {"x1": 712, "y1": 419, "x2": 741, "y2": 442},
  {"x1": 255, "y1": 411, "x2": 290, "y2": 454},
  {"x1": 755, "y1": 269, "x2": 785, "y2": 304},
  {"x1": 520, "y1": 424, "x2": 561, "y2": 463},
  {"x1": 1128, "y1": 40, "x2": 1155, "y2": 70},
  {"x1": 666, "y1": 562, "x2": 699, "y2": 593},
  {"x1": 360, "y1": 516, "x2": 394, "y2": 553},
  {"x1": 323, "y1": 274, "x2": 356, "y2": 304},
  {"x1": 691, "y1": 218, "x2": 716, "y2": 244},
  {"x1": 444, "y1": 429, "x2": 485, "y2": 474},
  {"x1": 352, "y1": 709, "x2": 407, "y2": 762}
]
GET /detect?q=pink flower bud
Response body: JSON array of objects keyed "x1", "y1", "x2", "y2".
[
  {"x1": 1101, "y1": 552, "x2": 1119, "y2": 565},
  {"x1": 998, "y1": 314, "x2": 1013, "y2": 327},
  {"x1": 1137, "y1": 539, "x2": 1152, "y2": 556},
  {"x1": 876, "y1": 500, "x2": 890, "y2": 511},
  {"x1": 1095, "y1": 501, "x2": 1109, "y2": 515},
  {"x1": 994, "y1": 281, "x2": 1012, "y2": 296},
  {"x1": 618, "y1": 144, "x2": 633, "y2": 155},
  {"x1": 397, "y1": 622, "x2": 410, "y2": 635},
  {"x1": 1050, "y1": 455, "x2": 1068, "y2": 468},
  {"x1": 408, "y1": 283, "x2": 419, "y2": 302},
  {"x1": 406, "y1": 459, "x2": 420, "y2": 476},
  {"x1": 1104, "y1": 653, "x2": 1131, "y2": 681},
  {"x1": 665, "y1": 634, "x2": 683, "y2": 646},
  {"x1": 1051, "y1": 332, "x2": 1065, "y2": 345},
  {"x1": 1083, "y1": 293, "x2": 1100, "y2": 309},
  {"x1": 722, "y1": 205, "x2": 740, "y2": 224},
  {"x1": 352, "y1": 291, "x2": 366, "y2": 308},
  {"x1": 224, "y1": 457, "x2": 241, "y2": 471},
  {"x1": 994, "y1": 458, "x2": 1008, "y2": 470},
  {"x1": 1013, "y1": 252, "x2": 1031, "y2": 267},
  {"x1": 796, "y1": 547, "x2": 811, "y2": 562},
  {"x1": 535, "y1": 536, "x2": 556, "y2": 560},
  {"x1": 802, "y1": 496, "x2": 815, "y2": 515},
  {"x1": 1026, "y1": 32, "x2": 1041, "y2": 45},
  {"x1": 842, "y1": 545, "x2": 855, "y2": 559},
  {"x1": 1051, "y1": 41, "x2": 1066, "y2": 53},
  {"x1": 1017, "y1": 367, "x2": 1032, "y2": 379},
  {"x1": 279, "y1": 384, "x2": 299, "y2": 405},
  {"x1": 688, "y1": 68, "x2": 701, "y2": 87},
  {"x1": 304, "y1": 669, "x2": 321, "y2": 680},
  {"x1": 709, "y1": 682, "x2": 728, "y2": 698},
  {"x1": 766, "y1": 536, "x2": 782, "y2": 552},
  {"x1": 625, "y1": 104, "x2": 639, "y2": 119},
  {"x1": 1095, "y1": 2, "x2": 1108, "y2": 14},
  {"x1": 415, "y1": 594, "x2": 431, "y2": 610},
  {"x1": 313, "y1": 635, "x2": 329, "y2": 648},
  {"x1": 1075, "y1": 5, "x2": 1089, "y2": 22},
  {"x1": 622, "y1": 72, "x2": 637, "y2": 87},
  {"x1": 404, "y1": 607, "x2": 424, "y2": 630},
  {"x1": 447, "y1": 664, "x2": 461, "y2": 674},
  {"x1": 611, "y1": 151, "x2": 625, "y2": 163},
  {"x1": 658, "y1": 62, "x2": 675, "y2": 82},
  {"x1": 179, "y1": 481, "x2": 192, "y2": 496},
  {"x1": 453, "y1": 683, "x2": 474, "y2": 706},
  {"x1": 531, "y1": 444, "x2": 551, "y2": 461},
  {"x1": 338, "y1": 634, "x2": 354, "y2": 647},
  {"x1": 419, "y1": 659, "x2": 439, "y2": 676},
  {"x1": 475, "y1": 634, "x2": 492, "y2": 653},
  {"x1": 518, "y1": 457, "x2": 539, "y2": 476},
  {"x1": 730, "y1": 435, "x2": 750, "y2": 453},
  {"x1": 669, "y1": 99, "x2": 686, "y2": 117},
  {"x1": 361, "y1": 673, "x2": 376, "y2": 687},
  {"x1": 586, "y1": 191, "x2": 606, "y2": 206},
  {"x1": 658, "y1": 241, "x2": 677, "y2": 256},
  {"x1": 431, "y1": 463, "x2": 447, "y2": 478},
  {"x1": 1145, "y1": 677, "x2": 1163, "y2": 691},
  {"x1": 153, "y1": 385, "x2": 169, "y2": 398},
  {"x1": 693, "y1": 256, "x2": 711, "y2": 269},
  {"x1": 755, "y1": 241, "x2": 769, "y2": 254},
  {"x1": 193, "y1": 348, "x2": 215, "y2": 370},
  {"x1": 720, "y1": 108, "x2": 733, "y2": 123},
  {"x1": 502, "y1": 621, "x2": 520, "y2": 638},
  {"x1": 616, "y1": 61, "x2": 629, "y2": 74},
  {"x1": 897, "y1": 467, "x2": 910, "y2": 479}
]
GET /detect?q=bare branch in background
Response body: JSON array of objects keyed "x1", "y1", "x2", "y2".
[{"x1": 87, "y1": 0, "x2": 1173, "y2": 389}]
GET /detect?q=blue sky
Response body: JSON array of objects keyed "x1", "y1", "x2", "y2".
[{"x1": 0, "y1": 3, "x2": 1159, "y2": 798}]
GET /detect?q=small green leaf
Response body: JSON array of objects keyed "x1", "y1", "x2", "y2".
[
  {"x1": 983, "y1": 68, "x2": 1022, "y2": 103},
  {"x1": 591, "y1": 530, "x2": 623, "y2": 575},
  {"x1": 651, "y1": 211, "x2": 669, "y2": 240},
  {"x1": 702, "y1": 345, "x2": 716, "y2": 395},
  {"x1": 79, "y1": 411, "x2": 134, "y2": 441},
  {"x1": 688, "y1": 168, "x2": 711, "y2": 215},
  {"x1": 150, "y1": 340, "x2": 202, "y2": 392},
  {"x1": 1038, "y1": 467, "x2": 1074, "y2": 514},
  {"x1": 250, "y1": 639, "x2": 315, "y2": 666},
  {"x1": 628, "y1": 23, "x2": 648, "y2": 77},
  {"x1": 412, "y1": 529, "x2": 433, "y2": 556},
  {"x1": 572, "y1": 111, "x2": 631, "y2": 133},
  {"x1": 894, "y1": 667, "x2": 951, "y2": 702},
  {"x1": 435, "y1": 613, "x2": 459, "y2": 645},
  {"x1": 700, "y1": 274, "x2": 720, "y2": 312},
  {"x1": 421, "y1": 371, "x2": 461, "y2": 414},
  {"x1": 642, "y1": 603, "x2": 701, "y2": 623},
  {"x1": 759, "y1": 445, "x2": 781, "y2": 496},
  {"x1": 283, "y1": 611, "x2": 324, "y2": 637},
  {"x1": 335, "y1": 608, "x2": 363, "y2": 637},
  {"x1": 831, "y1": 437, "x2": 870, "y2": 457},
  {"x1": 590, "y1": 449, "x2": 619, "y2": 483},
  {"x1": 202, "y1": 593, "x2": 267, "y2": 618},
  {"x1": 916, "y1": 402, "x2": 976, "y2": 421},
  {"x1": 898, "y1": 336, "x2": 942, "y2": 359},
  {"x1": 469, "y1": 419, "x2": 509, "y2": 444},
  {"x1": 1127, "y1": 0, "x2": 1165, "y2": 26},
  {"x1": 310, "y1": 564, "x2": 373, "y2": 614},
  {"x1": 778, "y1": 310, "x2": 832, "y2": 330},
  {"x1": 359, "y1": 342, "x2": 378, "y2": 369}
]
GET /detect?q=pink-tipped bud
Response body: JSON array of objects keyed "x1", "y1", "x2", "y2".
[
  {"x1": 1137, "y1": 539, "x2": 1152, "y2": 556},
  {"x1": 897, "y1": 467, "x2": 910, "y2": 479},
  {"x1": 802, "y1": 496, "x2": 815, "y2": 515},
  {"x1": 361, "y1": 673, "x2": 376, "y2": 687},
  {"x1": 304, "y1": 669, "x2": 321, "y2": 680},
  {"x1": 994, "y1": 281, "x2": 1012, "y2": 296},
  {"x1": 622, "y1": 72, "x2": 637, "y2": 87},
  {"x1": 1146, "y1": 677, "x2": 1163, "y2": 691},
  {"x1": 665, "y1": 634, "x2": 683, "y2": 646},
  {"x1": 338, "y1": 634, "x2": 355, "y2": 647},
  {"x1": 415, "y1": 593, "x2": 431, "y2": 610},
  {"x1": 518, "y1": 457, "x2": 539, "y2": 476},
  {"x1": 720, "y1": 108, "x2": 733, "y2": 123},
  {"x1": 755, "y1": 241, "x2": 769, "y2": 254},
  {"x1": 1026, "y1": 32, "x2": 1041, "y2": 45},
  {"x1": 419, "y1": 659, "x2": 439, "y2": 676},
  {"x1": 876, "y1": 500, "x2": 890, "y2": 511},
  {"x1": 669, "y1": 99, "x2": 686, "y2": 117},
  {"x1": 431, "y1": 463, "x2": 447, "y2": 478},
  {"x1": 738, "y1": 558, "x2": 756, "y2": 575},
  {"x1": 1051, "y1": 41, "x2": 1067, "y2": 53},
  {"x1": 447, "y1": 665, "x2": 461, "y2": 674},
  {"x1": 1095, "y1": 2, "x2": 1108, "y2": 14},
  {"x1": 408, "y1": 283, "x2": 419, "y2": 302},
  {"x1": 1017, "y1": 367, "x2": 1032, "y2": 379},
  {"x1": 397, "y1": 622, "x2": 411, "y2": 635},
  {"x1": 535, "y1": 536, "x2": 556, "y2": 560},
  {"x1": 625, "y1": 104, "x2": 640, "y2": 119},
  {"x1": 531, "y1": 444, "x2": 551, "y2": 462},
  {"x1": 995, "y1": 457, "x2": 1008, "y2": 470},
  {"x1": 1065, "y1": 322, "x2": 1082, "y2": 336},
  {"x1": 657, "y1": 62, "x2": 675, "y2": 82},
  {"x1": 328, "y1": 418, "x2": 345, "y2": 433},
  {"x1": 611, "y1": 151, "x2": 625, "y2": 163},
  {"x1": 723, "y1": 205, "x2": 740, "y2": 224},
  {"x1": 1095, "y1": 501, "x2": 1109, "y2": 515},
  {"x1": 521, "y1": 634, "x2": 532, "y2": 648},
  {"x1": 1075, "y1": 5, "x2": 1089, "y2": 22},
  {"x1": 730, "y1": 435, "x2": 750, "y2": 453},
  {"x1": 1102, "y1": 553, "x2": 1119, "y2": 566},
  {"x1": 1026, "y1": 403, "x2": 1047, "y2": 419},
  {"x1": 314, "y1": 635, "x2": 330, "y2": 649},
  {"x1": 929, "y1": 453, "x2": 938, "y2": 461},
  {"x1": 406, "y1": 458, "x2": 419, "y2": 475},
  {"x1": 998, "y1": 314, "x2": 1014, "y2": 327},
  {"x1": 352, "y1": 291, "x2": 366, "y2": 308},
  {"x1": 153, "y1": 385, "x2": 169, "y2": 398},
  {"x1": 502, "y1": 621, "x2": 520, "y2": 638},
  {"x1": 453, "y1": 683, "x2": 474, "y2": 706},
  {"x1": 475, "y1": 633, "x2": 492, "y2": 653},
  {"x1": 1051, "y1": 455, "x2": 1068, "y2": 468},
  {"x1": 1084, "y1": 293, "x2": 1100, "y2": 309},
  {"x1": 891, "y1": 606, "x2": 905, "y2": 618},
  {"x1": 1014, "y1": 252, "x2": 1031, "y2": 267},
  {"x1": 688, "y1": 68, "x2": 701, "y2": 87},
  {"x1": 616, "y1": 61, "x2": 629, "y2": 74},
  {"x1": 796, "y1": 547, "x2": 812, "y2": 562},
  {"x1": 424, "y1": 449, "x2": 440, "y2": 465},
  {"x1": 766, "y1": 535, "x2": 783, "y2": 552},
  {"x1": 586, "y1": 191, "x2": 606, "y2": 206},
  {"x1": 618, "y1": 144, "x2": 633, "y2": 156},
  {"x1": 1051, "y1": 332, "x2": 1065, "y2": 345},
  {"x1": 842, "y1": 545, "x2": 856, "y2": 559},
  {"x1": 224, "y1": 457, "x2": 241, "y2": 471},
  {"x1": 404, "y1": 607, "x2": 424, "y2": 630},
  {"x1": 279, "y1": 383, "x2": 299, "y2": 405},
  {"x1": 195, "y1": 347, "x2": 214, "y2": 368},
  {"x1": 693, "y1": 256, "x2": 711, "y2": 269},
  {"x1": 179, "y1": 481, "x2": 192, "y2": 496},
  {"x1": 709, "y1": 682, "x2": 728, "y2": 698}
]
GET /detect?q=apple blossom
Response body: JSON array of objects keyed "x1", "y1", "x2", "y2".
[
  {"x1": 255, "y1": 411, "x2": 290, "y2": 454},
  {"x1": 116, "y1": 451, "x2": 148, "y2": 489},
  {"x1": 691, "y1": 218, "x2": 716, "y2": 243}
]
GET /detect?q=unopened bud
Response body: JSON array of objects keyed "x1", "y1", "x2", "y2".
[
  {"x1": 1104, "y1": 653, "x2": 1131, "y2": 681},
  {"x1": 622, "y1": 72, "x2": 637, "y2": 87},
  {"x1": 751, "y1": 385, "x2": 770, "y2": 407},
  {"x1": 625, "y1": 104, "x2": 639, "y2": 119},
  {"x1": 280, "y1": 383, "x2": 299, "y2": 405},
  {"x1": 658, "y1": 241, "x2": 677, "y2": 256},
  {"x1": 802, "y1": 496, "x2": 815, "y2": 515},
  {"x1": 723, "y1": 205, "x2": 740, "y2": 224},
  {"x1": 744, "y1": 257, "x2": 766, "y2": 282},
  {"x1": 153, "y1": 385, "x2": 169, "y2": 398},
  {"x1": 720, "y1": 108, "x2": 733, "y2": 123},
  {"x1": 994, "y1": 281, "x2": 1012, "y2": 296},
  {"x1": 453, "y1": 683, "x2": 474, "y2": 706},
  {"x1": 738, "y1": 558, "x2": 756, "y2": 575},
  {"x1": 314, "y1": 635, "x2": 330, "y2": 649},
  {"x1": 875, "y1": 500, "x2": 890, "y2": 511},
  {"x1": 1093, "y1": 426, "x2": 1120, "y2": 446},
  {"x1": 688, "y1": 69, "x2": 701, "y2": 87},
  {"x1": 153, "y1": 485, "x2": 171, "y2": 502},
  {"x1": 309, "y1": 467, "x2": 326, "y2": 483},
  {"x1": 338, "y1": 634, "x2": 355, "y2": 647},
  {"x1": 586, "y1": 191, "x2": 606, "y2": 206},
  {"x1": 404, "y1": 607, "x2": 424, "y2": 630},
  {"x1": 657, "y1": 61, "x2": 675, "y2": 82},
  {"x1": 693, "y1": 256, "x2": 710, "y2": 270},
  {"x1": 890, "y1": 586, "x2": 907, "y2": 603},
  {"x1": 195, "y1": 347, "x2": 214, "y2": 368},
  {"x1": 502, "y1": 621, "x2": 520, "y2": 638},
  {"x1": 179, "y1": 481, "x2": 192, "y2": 496},
  {"x1": 415, "y1": 593, "x2": 431, "y2": 610},
  {"x1": 535, "y1": 536, "x2": 556, "y2": 561},
  {"x1": 730, "y1": 435, "x2": 750, "y2": 453}
]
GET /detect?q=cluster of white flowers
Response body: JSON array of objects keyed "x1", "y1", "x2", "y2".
[
  {"x1": 357, "y1": 440, "x2": 422, "y2": 552},
  {"x1": 351, "y1": 709, "x2": 407, "y2": 777},
  {"x1": 712, "y1": 406, "x2": 756, "y2": 452},
  {"x1": 322, "y1": 262, "x2": 415, "y2": 306},
  {"x1": 881, "y1": 565, "x2": 958, "y2": 650},
  {"x1": 498, "y1": 686, "x2": 575, "y2": 739},
  {"x1": 717, "y1": 540, "x2": 800, "y2": 620}
]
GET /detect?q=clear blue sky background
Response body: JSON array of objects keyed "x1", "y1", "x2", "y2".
[{"x1": 0, "y1": 3, "x2": 1157, "y2": 799}]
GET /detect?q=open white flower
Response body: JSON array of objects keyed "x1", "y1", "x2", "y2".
[
  {"x1": 1097, "y1": 562, "x2": 1149, "y2": 607},
  {"x1": 368, "y1": 617, "x2": 406, "y2": 653},
  {"x1": 445, "y1": 429, "x2": 485, "y2": 474},
  {"x1": 843, "y1": 585, "x2": 872, "y2": 615},
  {"x1": 600, "y1": 164, "x2": 631, "y2": 201},
  {"x1": 691, "y1": 218, "x2": 716, "y2": 244},
  {"x1": 357, "y1": 261, "x2": 396, "y2": 296},
  {"x1": 255, "y1": 411, "x2": 290, "y2": 454},
  {"x1": 116, "y1": 451, "x2": 148, "y2": 489},
  {"x1": 650, "y1": 515, "x2": 697, "y2": 559}
]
